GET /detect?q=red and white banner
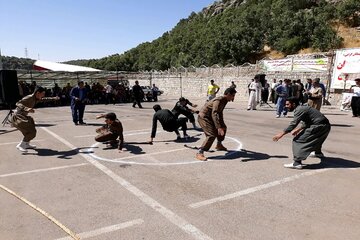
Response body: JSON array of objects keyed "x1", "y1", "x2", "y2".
[{"x1": 331, "y1": 48, "x2": 360, "y2": 89}]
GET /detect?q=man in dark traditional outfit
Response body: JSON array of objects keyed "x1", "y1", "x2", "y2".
[{"x1": 273, "y1": 97, "x2": 331, "y2": 169}]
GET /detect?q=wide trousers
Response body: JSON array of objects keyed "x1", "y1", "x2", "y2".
[
  {"x1": 11, "y1": 115, "x2": 36, "y2": 142},
  {"x1": 198, "y1": 116, "x2": 226, "y2": 151},
  {"x1": 292, "y1": 123, "x2": 331, "y2": 162}
]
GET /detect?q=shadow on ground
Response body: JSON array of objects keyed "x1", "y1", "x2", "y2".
[
  {"x1": 304, "y1": 157, "x2": 360, "y2": 169},
  {"x1": 330, "y1": 124, "x2": 353, "y2": 127},
  {"x1": 208, "y1": 149, "x2": 288, "y2": 161},
  {"x1": 25, "y1": 147, "x2": 95, "y2": 159},
  {"x1": 0, "y1": 129, "x2": 18, "y2": 135}
]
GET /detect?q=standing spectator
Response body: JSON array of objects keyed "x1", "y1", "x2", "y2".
[
  {"x1": 172, "y1": 97, "x2": 199, "y2": 129},
  {"x1": 104, "y1": 81, "x2": 113, "y2": 105},
  {"x1": 196, "y1": 87, "x2": 237, "y2": 161},
  {"x1": 230, "y1": 81, "x2": 237, "y2": 89},
  {"x1": 307, "y1": 78, "x2": 323, "y2": 111},
  {"x1": 132, "y1": 81, "x2": 144, "y2": 108},
  {"x1": 273, "y1": 97, "x2": 331, "y2": 169},
  {"x1": 296, "y1": 79, "x2": 305, "y2": 104},
  {"x1": 269, "y1": 79, "x2": 277, "y2": 103},
  {"x1": 10, "y1": 86, "x2": 59, "y2": 152},
  {"x1": 261, "y1": 79, "x2": 270, "y2": 104},
  {"x1": 303, "y1": 78, "x2": 312, "y2": 104},
  {"x1": 70, "y1": 81, "x2": 87, "y2": 125},
  {"x1": 247, "y1": 76, "x2": 261, "y2": 110},
  {"x1": 350, "y1": 78, "x2": 360, "y2": 117},
  {"x1": 318, "y1": 79, "x2": 326, "y2": 105},
  {"x1": 207, "y1": 79, "x2": 220, "y2": 101},
  {"x1": 275, "y1": 79, "x2": 291, "y2": 118},
  {"x1": 149, "y1": 104, "x2": 189, "y2": 144},
  {"x1": 152, "y1": 84, "x2": 159, "y2": 102}
]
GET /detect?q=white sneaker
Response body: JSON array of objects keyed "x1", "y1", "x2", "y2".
[
  {"x1": 276, "y1": 115, "x2": 280, "y2": 118},
  {"x1": 309, "y1": 152, "x2": 325, "y2": 158},
  {"x1": 284, "y1": 163, "x2": 303, "y2": 169},
  {"x1": 25, "y1": 142, "x2": 37, "y2": 149},
  {"x1": 16, "y1": 142, "x2": 28, "y2": 153}
]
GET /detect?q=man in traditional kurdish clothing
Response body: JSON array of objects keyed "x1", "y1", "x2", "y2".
[
  {"x1": 273, "y1": 97, "x2": 331, "y2": 169},
  {"x1": 95, "y1": 112, "x2": 124, "y2": 152},
  {"x1": 11, "y1": 86, "x2": 59, "y2": 152},
  {"x1": 196, "y1": 87, "x2": 237, "y2": 161}
]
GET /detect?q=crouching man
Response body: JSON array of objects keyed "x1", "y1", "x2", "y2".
[
  {"x1": 95, "y1": 112, "x2": 124, "y2": 152},
  {"x1": 149, "y1": 104, "x2": 189, "y2": 144},
  {"x1": 273, "y1": 97, "x2": 331, "y2": 169}
]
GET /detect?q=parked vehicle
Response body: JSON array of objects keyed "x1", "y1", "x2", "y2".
[{"x1": 141, "y1": 86, "x2": 164, "y2": 101}]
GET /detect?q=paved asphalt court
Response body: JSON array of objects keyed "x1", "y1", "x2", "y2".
[{"x1": 0, "y1": 97, "x2": 359, "y2": 240}]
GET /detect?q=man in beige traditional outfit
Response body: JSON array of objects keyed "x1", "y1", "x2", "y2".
[
  {"x1": 196, "y1": 87, "x2": 237, "y2": 161},
  {"x1": 11, "y1": 86, "x2": 59, "y2": 152},
  {"x1": 307, "y1": 78, "x2": 323, "y2": 111}
]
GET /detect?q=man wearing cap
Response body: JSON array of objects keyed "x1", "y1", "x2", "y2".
[
  {"x1": 95, "y1": 112, "x2": 124, "y2": 151},
  {"x1": 196, "y1": 87, "x2": 237, "y2": 161}
]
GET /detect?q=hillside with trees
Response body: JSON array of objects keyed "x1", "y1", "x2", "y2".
[{"x1": 2, "y1": 0, "x2": 359, "y2": 71}]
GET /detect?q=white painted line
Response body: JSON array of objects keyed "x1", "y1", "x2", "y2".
[
  {"x1": 88, "y1": 142, "x2": 202, "y2": 166},
  {"x1": 113, "y1": 147, "x2": 188, "y2": 161},
  {"x1": 189, "y1": 168, "x2": 330, "y2": 209},
  {"x1": 55, "y1": 219, "x2": 144, "y2": 240},
  {"x1": 0, "y1": 139, "x2": 45, "y2": 146},
  {"x1": 0, "y1": 163, "x2": 89, "y2": 178},
  {"x1": 86, "y1": 133, "x2": 243, "y2": 166},
  {"x1": 41, "y1": 127, "x2": 213, "y2": 240},
  {"x1": 74, "y1": 129, "x2": 158, "y2": 138}
]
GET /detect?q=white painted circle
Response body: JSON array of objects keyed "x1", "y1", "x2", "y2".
[{"x1": 86, "y1": 131, "x2": 243, "y2": 166}]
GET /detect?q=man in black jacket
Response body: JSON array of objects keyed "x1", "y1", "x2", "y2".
[
  {"x1": 149, "y1": 104, "x2": 189, "y2": 144},
  {"x1": 172, "y1": 97, "x2": 199, "y2": 129},
  {"x1": 132, "y1": 81, "x2": 144, "y2": 108}
]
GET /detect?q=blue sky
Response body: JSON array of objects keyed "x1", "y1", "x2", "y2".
[{"x1": 0, "y1": 0, "x2": 215, "y2": 62}]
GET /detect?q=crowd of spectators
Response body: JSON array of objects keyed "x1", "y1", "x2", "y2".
[{"x1": 16, "y1": 81, "x2": 145, "y2": 107}]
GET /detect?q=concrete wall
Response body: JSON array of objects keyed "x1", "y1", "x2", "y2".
[{"x1": 127, "y1": 66, "x2": 339, "y2": 105}]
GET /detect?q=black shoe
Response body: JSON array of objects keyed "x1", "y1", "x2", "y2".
[
  {"x1": 74, "y1": 122, "x2": 79, "y2": 125},
  {"x1": 79, "y1": 122, "x2": 86, "y2": 125}
]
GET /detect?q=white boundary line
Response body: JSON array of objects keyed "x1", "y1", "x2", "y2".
[
  {"x1": 189, "y1": 168, "x2": 330, "y2": 209},
  {"x1": 55, "y1": 219, "x2": 144, "y2": 240},
  {"x1": 74, "y1": 128, "x2": 156, "y2": 138},
  {"x1": 87, "y1": 135, "x2": 243, "y2": 166},
  {"x1": 40, "y1": 127, "x2": 213, "y2": 240},
  {"x1": 0, "y1": 163, "x2": 89, "y2": 178}
]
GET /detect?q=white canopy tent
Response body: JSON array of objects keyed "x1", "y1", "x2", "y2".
[{"x1": 33, "y1": 60, "x2": 101, "y2": 72}]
